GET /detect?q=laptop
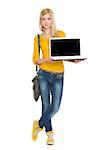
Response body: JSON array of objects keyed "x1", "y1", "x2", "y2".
[{"x1": 49, "y1": 37, "x2": 87, "y2": 60}]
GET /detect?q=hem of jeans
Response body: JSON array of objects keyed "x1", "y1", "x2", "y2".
[
  {"x1": 45, "y1": 130, "x2": 53, "y2": 133},
  {"x1": 39, "y1": 121, "x2": 43, "y2": 129}
]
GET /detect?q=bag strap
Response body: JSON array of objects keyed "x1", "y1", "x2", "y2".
[{"x1": 36, "y1": 34, "x2": 40, "y2": 72}]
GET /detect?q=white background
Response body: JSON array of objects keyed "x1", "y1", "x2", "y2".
[{"x1": 0, "y1": 0, "x2": 110, "y2": 150}]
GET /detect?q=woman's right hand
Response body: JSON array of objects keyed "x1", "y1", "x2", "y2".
[{"x1": 36, "y1": 58, "x2": 53, "y2": 65}]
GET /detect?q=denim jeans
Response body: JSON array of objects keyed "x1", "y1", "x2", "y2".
[{"x1": 38, "y1": 69, "x2": 64, "y2": 132}]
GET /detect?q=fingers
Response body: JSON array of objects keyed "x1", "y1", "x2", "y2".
[{"x1": 74, "y1": 60, "x2": 81, "y2": 63}]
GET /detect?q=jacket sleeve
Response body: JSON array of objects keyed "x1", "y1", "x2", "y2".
[{"x1": 32, "y1": 36, "x2": 39, "y2": 64}]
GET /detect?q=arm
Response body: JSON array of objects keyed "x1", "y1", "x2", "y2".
[
  {"x1": 33, "y1": 36, "x2": 53, "y2": 65},
  {"x1": 33, "y1": 36, "x2": 39, "y2": 64},
  {"x1": 36, "y1": 58, "x2": 53, "y2": 65}
]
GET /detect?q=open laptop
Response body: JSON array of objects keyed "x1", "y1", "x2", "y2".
[{"x1": 49, "y1": 37, "x2": 87, "y2": 60}]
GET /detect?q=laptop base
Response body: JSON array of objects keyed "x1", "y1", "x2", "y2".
[{"x1": 51, "y1": 56, "x2": 87, "y2": 61}]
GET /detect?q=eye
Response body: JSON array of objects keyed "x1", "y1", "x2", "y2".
[
  {"x1": 48, "y1": 17, "x2": 51, "y2": 20},
  {"x1": 42, "y1": 18, "x2": 45, "y2": 21}
]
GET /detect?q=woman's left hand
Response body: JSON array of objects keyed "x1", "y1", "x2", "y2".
[
  {"x1": 67, "y1": 60, "x2": 81, "y2": 63},
  {"x1": 74, "y1": 60, "x2": 81, "y2": 63}
]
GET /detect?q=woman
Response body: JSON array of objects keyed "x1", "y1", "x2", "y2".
[{"x1": 32, "y1": 8, "x2": 80, "y2": 145}]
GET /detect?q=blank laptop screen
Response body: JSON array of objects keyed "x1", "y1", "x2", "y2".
[{"x1": 50, "y1": 39, "x2": 80, "y2": 56}]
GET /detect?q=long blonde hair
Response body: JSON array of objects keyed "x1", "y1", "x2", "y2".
[{"x1": 39, "y1": 8, "x2": 58, "y2": 37}]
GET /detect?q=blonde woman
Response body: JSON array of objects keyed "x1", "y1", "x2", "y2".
[{"x1": 32, "y1": 8, "x2": 80, "y2": 145}]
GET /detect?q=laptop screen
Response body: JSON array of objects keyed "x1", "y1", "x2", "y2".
[{"x1": 50, "y1": 38, "x2": 80, "y2": 56}]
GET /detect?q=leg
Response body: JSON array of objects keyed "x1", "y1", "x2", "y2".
[
  {"x1": 38, "y1": 72, "x2": 52, "y2": 132},
  {"x1": 50, "y1": 74, "x2": 64, "y2": 116},
  {"x1": 39, "y1": 73, "x2": 64, "y2": 127}
]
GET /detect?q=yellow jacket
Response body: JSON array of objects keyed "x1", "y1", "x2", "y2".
[{"x1": 33, "y1": 31, "x2": 65, "y2": 73}]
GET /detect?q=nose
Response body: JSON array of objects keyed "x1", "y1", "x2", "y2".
[{"x1": 45, "y1": 20, "x2": 49, "y2": 25}]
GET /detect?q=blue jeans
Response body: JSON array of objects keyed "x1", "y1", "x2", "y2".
[{"x1": 38, "y1": 69, "x2": 64, "y2": 132}]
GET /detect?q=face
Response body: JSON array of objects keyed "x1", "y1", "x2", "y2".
[{"x1": 41, "y1": 13, "x2": 52, "y2": 30}]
